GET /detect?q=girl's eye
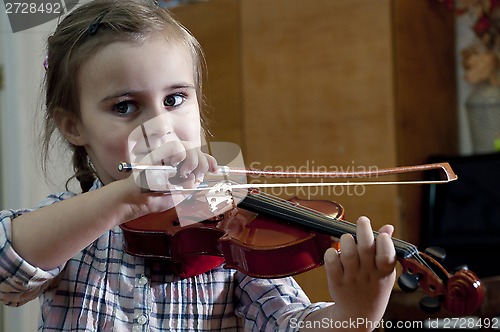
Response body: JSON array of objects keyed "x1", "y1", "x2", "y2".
[
  {"x1": 113, "y1": 101, "x2": 138, "y2": 116},
  {"x1": 163, "y1": 94, "x2": 185, "y2": 108}
]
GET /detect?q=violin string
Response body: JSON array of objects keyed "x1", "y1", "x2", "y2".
[
  {"x1": 242, "y1": 190, "x2": 442, "y2": 283},
  {"x1": 244, "y1": 190, "x2": 429, "y2": 265},
  {"x1": 291, "y1": 199, "x2": 433, "y2": 274}
]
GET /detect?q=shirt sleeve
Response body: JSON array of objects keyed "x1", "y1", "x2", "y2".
[
  {"x1": 0, "y1": 193, "x2": 74, "y2": 307},
  {"x1": 234, "y1": 272, "x2": 332, "y2": 332}
]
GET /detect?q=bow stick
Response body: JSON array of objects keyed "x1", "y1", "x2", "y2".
[{"x1": 118, "y1": 162, "x2": 457, "y2": 192}]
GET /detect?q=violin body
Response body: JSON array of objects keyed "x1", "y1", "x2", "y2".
[
  {"x1": 121, "y1": 200, "x2": 222, "y2": 260},
  {"x1": 120, "y1": 197, "x2": 226, "y2": 278},
  {"x1": 218, "y1": 196, "x2": 343, "y2": 278},
  {"x1": 120, "y1": 188, "x2": 484, "y2": 316},
  {"x1": 120, "y1": 193, "x2": 342, "y2": 278}
]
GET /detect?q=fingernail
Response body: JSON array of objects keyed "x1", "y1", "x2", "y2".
[{"x1": 195, "y1": 172, "x2": 204, "y2": 182}]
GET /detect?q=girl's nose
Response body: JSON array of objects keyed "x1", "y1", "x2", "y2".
[
  {"x1": 128, "y1": 107, "x2": 179, "y2": 163},
  {"x1": 143, "y1": 112, "x2": 175, "y2": 141},
  {"x1": 128, "y1": 112, "x2": 176, "y2": 157}
]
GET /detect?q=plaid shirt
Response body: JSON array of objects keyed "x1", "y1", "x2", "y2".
[{"x1": 0, "y1": 182, "x2": 330, "y2": 331}]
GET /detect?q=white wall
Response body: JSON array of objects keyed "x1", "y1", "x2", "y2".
[{"x1": 0, "y1": 8, "x2": 72, "y2": 332}]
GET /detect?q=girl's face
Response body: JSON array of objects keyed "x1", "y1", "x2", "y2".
[{"x1": 67, "y1": 37, "x2": 201, "y2": 185}]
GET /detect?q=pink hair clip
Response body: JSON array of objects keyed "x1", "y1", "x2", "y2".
[{"x1": 43, "y1": 55, "x2": 49, "y2": 71}]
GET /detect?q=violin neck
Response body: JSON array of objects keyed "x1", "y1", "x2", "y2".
[{"x1": 238, "y1": 190, "x2": 416, "y2": 259}]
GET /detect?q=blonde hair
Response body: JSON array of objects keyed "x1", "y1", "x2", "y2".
[{"x1": 43, "y1": 0, "x2": 206, "y2": 192}]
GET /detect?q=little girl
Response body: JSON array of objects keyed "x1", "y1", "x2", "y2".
[{"x1": 0, "y1": 0, "x2": 396, "y2": 331}]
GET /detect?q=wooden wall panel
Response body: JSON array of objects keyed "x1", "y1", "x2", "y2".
[
  {"x1": 392, "y1": 0, "x2": 458, "y2": 245},
  {"x1": 172, "y1": 0, "x2": 243, "y2": 146},
  {"x1": 238, "y1": 1, "x2": 400, "y2": 301},
  {"x1": 239, "y1": 0, "x2": 402, "y2": 239}
]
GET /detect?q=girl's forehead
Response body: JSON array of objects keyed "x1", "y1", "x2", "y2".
[
  {"x1": 77, "y1": 37, "x2": 196, "y2": 102},
  {"x1": 87, "y1": 34, "x2": 193, "y2": 66},
  {"x1": 80, "y1": 37, "x2": 195, "y2": 85}
]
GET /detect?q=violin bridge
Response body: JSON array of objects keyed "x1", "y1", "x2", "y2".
[{"x1": 205, "y1": 181, "x2": 235, "y2": 214}]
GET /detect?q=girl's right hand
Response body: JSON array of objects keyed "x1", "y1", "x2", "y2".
[
  {"x1": 137, "y1": 140, "x2": 217, "y2": 191},
  {"x1": 122, "y1": 140, "x2": 218, "y2": 223}
]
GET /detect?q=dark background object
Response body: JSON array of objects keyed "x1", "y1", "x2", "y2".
[{"x1": 422, "y1": 152, "x2": 500, "y2": 278}]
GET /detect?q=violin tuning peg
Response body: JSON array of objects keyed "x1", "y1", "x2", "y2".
[
  {"x1": 398, "y1": 273, "x2": 419, "y2": 293},
  {"x1": 419, "y1": 296, "x2": 441, "y2": 314},
  {"x1": 452, "y1": 264, "x2": 469, "y2": 273},
  {"x1": 424, "y1": 246, "x2": 447, "y2": 262}
]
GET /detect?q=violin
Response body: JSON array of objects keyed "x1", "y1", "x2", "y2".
[
  {"x1": 120, "y1": 192, "x2": 484, "y2": 316},
  {"x1": 118, "y1": 162, "x2": 484, "y2": 316}
]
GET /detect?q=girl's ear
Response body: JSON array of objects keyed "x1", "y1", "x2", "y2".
[{"x1": 57, "y1": 111, "x2": 86, "y2": 146}]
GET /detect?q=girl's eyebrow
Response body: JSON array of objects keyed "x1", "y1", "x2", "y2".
[
  {"x1": 100, "y1": 92, "x2": 132, "y2": 103},
  {"x1": 100, "y1": 83, "x2": 196, "y2": 103}
]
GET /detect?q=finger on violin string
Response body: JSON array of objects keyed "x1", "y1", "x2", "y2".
[
  {"x1": 373, "y1": 223, "x2": 396, "y2": 273},
  {"x1": 338, "y1": 233, "x2": 360, "y2": 277},
  {"x1": 324, "y1": 247, "x2": 343, "y2": 278},
  {"x1": 378, "y1": 224, "x2": 394, "y2": 237},
  {"x1": 374, "y1": 232, "x2": 397, "y2": 274},
  {"x1": 355, "y1": 216, "x2": 376, "y2": 269}
]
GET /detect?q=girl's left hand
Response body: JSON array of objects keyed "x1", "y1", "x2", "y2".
[{"x1": 324, "y1": 216, "x2": 396, "y2": 325}]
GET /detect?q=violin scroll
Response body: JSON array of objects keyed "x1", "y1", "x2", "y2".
[
  {"x1": 397, "y1": 248, "x2": 484, "y2": 316},
  {"x1": 443, "y1": 267, "x2": 485, "y2": 316}
]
